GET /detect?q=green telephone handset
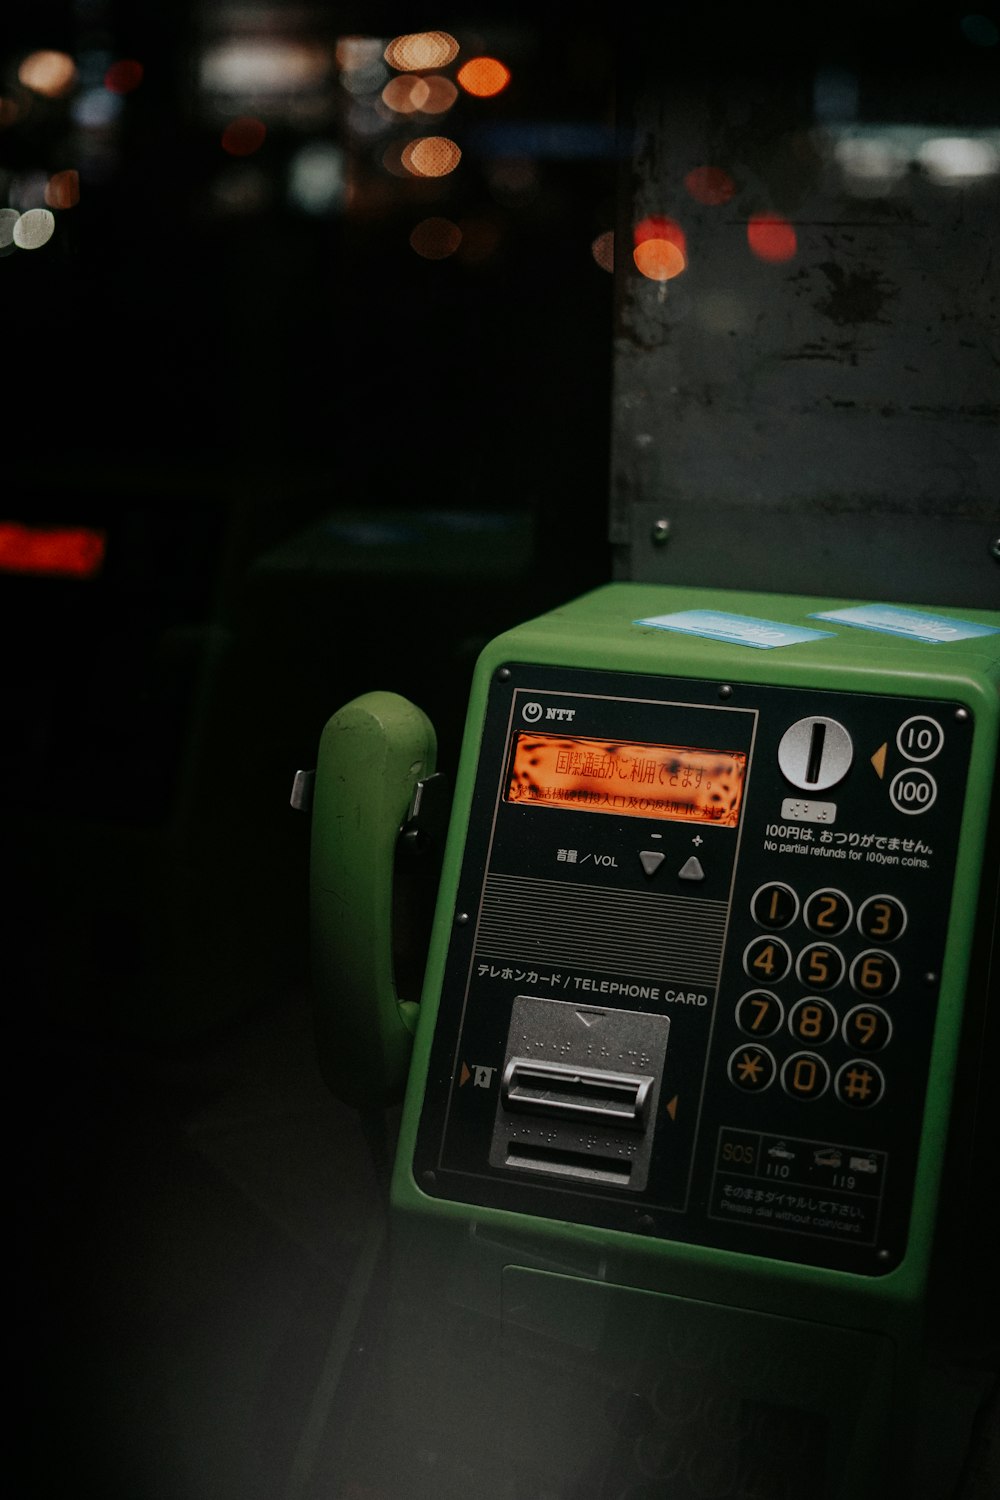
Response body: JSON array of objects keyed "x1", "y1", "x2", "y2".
[{"x1": 307, "y1": 690, "x2": 440, "y2": 1110}]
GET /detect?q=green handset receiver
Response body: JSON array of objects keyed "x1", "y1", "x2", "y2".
[
  {"x1": 308, "y1": 690, "x2": 438, "y2": 1109},
  {"x1": 308, "y1": 586, "x2": 999, "y2": 1499}
]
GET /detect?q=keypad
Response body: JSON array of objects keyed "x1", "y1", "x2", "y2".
[{"x1": 735, "y1": 884, "x2": 909, "y2": 1109}]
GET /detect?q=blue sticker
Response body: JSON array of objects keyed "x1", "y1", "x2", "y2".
[
  {"x1": 635, "y1": 610, "x2": 837, "y2": 650},
  {"x1": 810, "y1": 605, "x2": 1000, "y2": 644}
]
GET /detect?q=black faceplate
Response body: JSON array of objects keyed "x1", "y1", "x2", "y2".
[{"x1": 413, "y1": 663, "x2": 975, "y2": 1276}]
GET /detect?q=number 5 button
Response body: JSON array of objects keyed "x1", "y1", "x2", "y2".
[{"x1": 795, "y1": 943, "x2": 845, "y2": 991}]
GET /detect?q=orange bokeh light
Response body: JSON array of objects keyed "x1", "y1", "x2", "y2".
[
  {"x1": 633, "y1": 239, "x2": 686, "y2": 281},
  {"x1": 747, "y1": 212, "x2": 797, "y2": 263},
  {"x1": 456, "y1": 57, "x2": 510, "y2": 97},
  {"x1": 591, "y1": 230, "x2": 614, "y2": 273},
  {"x1": 222, "y1": 116, "x2": 267, "y2": 156},
  {"x1": 18, "y1": 50, "x2": 77, "y2": 98},
  {"x1": 401, "y1": 135, "x2": 461, "y2": 177},
  {"x1": 410, "y1": 216, "x2": 462, "y2": 259},
  {"x1": 385, "y1": 32, "x2": 459, "y2": 72},
  {"x1": 684, "y1": 165, "x2": 736, "y2": 205},
  {"x1": 45, "y1": 170, "x2": 80, "y2": 209},
  {"x1": 633, "y1": 218, "x2": 687, "y2": 280}
]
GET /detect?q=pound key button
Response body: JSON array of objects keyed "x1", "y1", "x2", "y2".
[{"x1": 835, "y1": 1059, "x2": 886, "y2": 1108}]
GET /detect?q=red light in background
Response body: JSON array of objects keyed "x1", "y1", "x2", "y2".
[
  {"x1": 747, "y1": 213, "x2": 797, "y2": 263},
  {"x1": 104, "y1": 59, "x2": 144, "y2": 94},
  {"x1": 633, "y1": 215, "x2": 687, "y2": 257},
  {"x1": 0, "y1": 523, "x2": 107, "y2": 579},
  {"x1": 684, "y1": 166, "x2": 736, "y2": 205},
  {"x1": 222, "y1": 117, "x2": 267, "y2": 157}
]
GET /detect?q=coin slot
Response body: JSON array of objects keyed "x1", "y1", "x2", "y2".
[{"x1": 805, "y1": 721, "x2": 827, "y2": 785}]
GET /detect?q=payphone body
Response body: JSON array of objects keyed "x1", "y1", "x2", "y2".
[{"x1": 313, "y1": 582, "x2": 999, "y2": 1499}]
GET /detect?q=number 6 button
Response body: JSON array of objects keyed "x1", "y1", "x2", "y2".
[{"x1": 850, "y1": 950, "x2": 899, "y2": 997}]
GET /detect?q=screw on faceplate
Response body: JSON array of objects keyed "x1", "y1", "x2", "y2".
[
  {"x1": 991, "y1": 536, "x2": 1000, "y2": 562},
  {"x1": 718, "y1": 685, "x2": 734, "y2": 700},
  {"x1": 651, "y1": 518, "x2": 671, "y2": 545},
  {"x1": 498, "y1": 667, "x2": 511, "y2": 681}
]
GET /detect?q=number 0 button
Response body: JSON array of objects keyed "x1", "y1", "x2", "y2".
[{"x1": 781, "y1": 1052, "x2": 830, "y2": 1101}]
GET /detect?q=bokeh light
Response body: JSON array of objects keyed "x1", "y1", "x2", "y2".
[
  {"x1": 634, "y1": 215, "x2": 687, "y2": 256},
  {"x1": 633, "y1": 239, "x2": 685, "y2": 281},
  {"x1": 747, "y1": 213, "x2": 797, "y2": 263},
  {"x1": 684, "y1": 166, "x2": 736, "y2": 205},
  {"x1": 961, "y1": 13, "x2": 1000, "y2": 46},
  {"x1": 410, "y1": 216, "x2": 462, "y2": 259},
  {"x1": 383, "y1": 75, "x2": 426, "y2": 113},
  {"x1": 104, "y1": 59, "x2": 144, "y2": 94},
  {"x1": 457, "y1": 57, "x2": 511, "y2": 97},
  {"x1": 917, "y1": 135, "x2": 999, "y2": 183},
  {"x1": 0, "y1": 208, "x2": 20, "y2": 256},
  {"x1": 419, "y1": 76, "x2": 458, "y2": 113},
  {"x1": 591, "y1": 230, "x2": 614, "y2": 273},
  {"x1": 0, "y1": 97, "x2": 20, "y2": 128},
  {"x1": 45, "y1": 170, "x2": 80, "y2": 210},
  {"x1": 385, "y1": 32, "x2": 459, "y2": 72},
  {"x1": 18, "y1": 51, "x2": 78, "y2": 98},
  {"x1": 401, "y1": 135, "x2": 462, "y2": 177},
  {"x1": 633, "y1": 215, "x2": 687, "y2": 279},
  {"x1": 222, "y1": 116, "x2": 267, "y2": 156},
  {"x1": 0, "y1": 522, "x2": 106, "y2": 579},
  {"x1": 12, "y1": 209, "x2": 56, "y2": 250},
  {"x1": 72, "y1": 88, "x2": 123, "y2": 128}
]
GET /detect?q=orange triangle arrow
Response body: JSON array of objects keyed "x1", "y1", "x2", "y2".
[
  {"x1": 460, "y1": 1062, "x2": 471, "y2": 1087},
  {"x1": 665, "y1": 1095, "x2": 678, "y2": 1120},
  {"x1": 871, "y1": 743, "x2": 887, "y2": 780}
]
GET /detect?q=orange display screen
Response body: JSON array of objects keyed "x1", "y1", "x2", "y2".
[{"x1": 506, "y1": 732, "x2": 747, "y2": 827}]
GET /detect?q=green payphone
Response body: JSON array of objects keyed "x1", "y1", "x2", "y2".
[{"x1": 308, "y1": 582, "x2": 998, "y2": 1500}]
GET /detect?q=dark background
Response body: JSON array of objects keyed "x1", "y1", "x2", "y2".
[
  {"x1": 5, "y1": 5, "x2": 998, "y2": 1498},
  {"x1": 5, "y1": 6, "x2": 621, "y2": 1498}
]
